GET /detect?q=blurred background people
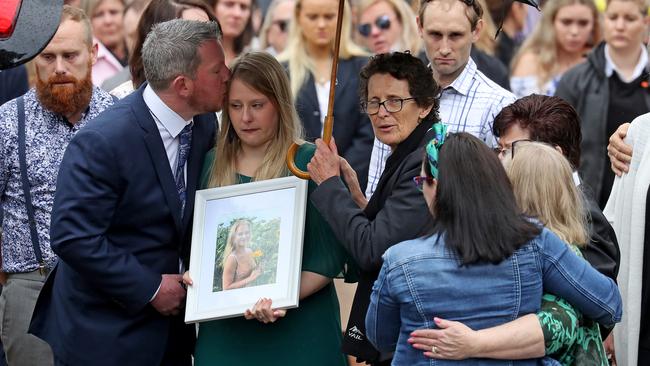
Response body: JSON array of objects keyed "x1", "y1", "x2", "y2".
[
  {"x1": 101, "y1": 0, "x2": 151, "y2": 91},
  {"x1": 257, "y1": 0, "x2": 295, "y2": 56},
  {"x1": 208, "y1": 0, "x2": 257, "y2": 64},
  {"x1": 279, "y1": 0, "x2": 373, "y2": 190},
  {"x1": 110, "y1": 0, "x2": 218, "y2": 97},
  {"x1": 355, "y1": 0, "x2": 422, "y2": 55},
  {"x1": 485, "y1": 0, "x2": 528, "y2": 67},
  {"x1": 0, "y1": 66, "x2": 29, "y2": 106},
  {"x1": 81, "y1": 0, "x2": 128, "y2": 87},
  {"x1": 510, "y1": 0, "x2": 600, "y2": 97},
  {"x1": 555, "y1": 0, "x2": 650, "y2": 209}
]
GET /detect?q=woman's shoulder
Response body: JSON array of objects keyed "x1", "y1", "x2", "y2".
[
  {"x1": 511, "y1": 51, "x2": 540, "y2": 77},
  {"x1": 383, "y1": 235, "x2": 441, "y2": 266}
]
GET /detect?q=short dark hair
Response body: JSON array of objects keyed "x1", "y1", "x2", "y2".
[
  {"x1": 425, "y1": 132, "x2": 541, "y2": 265},
  {"x1": 359, "y1": 51, "x2": 440, "y2": 123},
  {"x1": 492, "y1": 94, "x2": 582, "y2": 169}
]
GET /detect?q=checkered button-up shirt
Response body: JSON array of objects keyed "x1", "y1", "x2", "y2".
[
  {"x1": 366, "y1": 58, "x2": 516, "y2": 197},
  {"x1": 0, "y1": 87, "x2": 115, "y2": 273}
]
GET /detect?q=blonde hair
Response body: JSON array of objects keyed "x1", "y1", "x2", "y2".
[
  {"x1": 606, "y1": 0, "x2": 650, "y2": 13},
  {"x1": 355, "y1": 0, "x2": 423, "y2": 54},
  {"x1": 207, "y1": 51, "x2": 304, "y2": 187},
  {"x1": 511, "y1": 0, "x2": 601, "y2": 87},
  {"x1": 278, "y1": 0, "x2": 368, "y2": 101},
  {"x1": 259, "y1": 0, "x2": 295, "y2": 51},
  {"x1": 222, "y1": 219, "x2": 251, "y2": 268},
  {"x1": 505, "y1": 142, "x2": 589, "y2": 247}
]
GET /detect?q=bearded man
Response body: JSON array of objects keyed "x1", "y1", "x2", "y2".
[{"x1": 0, "y1": 5, "x2": 115, "y2": 365}]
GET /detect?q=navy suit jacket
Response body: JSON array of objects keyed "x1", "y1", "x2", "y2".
[
  {"x1": 29, "y1": 86, "x2": 217, "y2": 366},
  {"x1": 294, "y1": 56, "x2": 373, "y2": 191}
]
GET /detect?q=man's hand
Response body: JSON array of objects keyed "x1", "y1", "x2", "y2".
[
  {"x1": 151, "y1": 274, "x2": 186, "y2": 316},
  {"x1": 608, "y1": 123, "x2": 632, "y2": 176},
  {"x1": 307, "y1": 138, "x2": 341, "y2": 185}
]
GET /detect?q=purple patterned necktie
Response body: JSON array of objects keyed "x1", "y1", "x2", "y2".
[{"x1": 175, "y1": 123, "x2": 193, "y2": 217}]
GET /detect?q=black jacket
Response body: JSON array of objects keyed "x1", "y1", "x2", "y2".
[
  {"x1": 556, "y1": 42, "x2": 650, "y2": 203},
  {"x1": 293, "y1": 56, "x2": 374, "y2": 191}
]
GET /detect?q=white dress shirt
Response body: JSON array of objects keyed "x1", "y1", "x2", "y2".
[
  {"x1": 365, "y1": 58, "x2": 516, "y2": 197},
  {"x1": 143, "y1": 84, "x2": 193, "y2": 182},
  {"x1": 142, "y1": 85, "x2": 193, "y2": 300}
]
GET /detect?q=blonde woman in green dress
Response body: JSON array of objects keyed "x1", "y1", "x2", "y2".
[{"x1": 184, "y1": 51, "x2": 355, "y2": 365}]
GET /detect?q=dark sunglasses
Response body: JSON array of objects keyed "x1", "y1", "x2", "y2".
[
  {"x1": 357, "y1": 15, "x2": 391, "y2": 37},
  {"x1": 413, "y1": 175, "x2": 434, "y2": 192},
  {"x1": 274, "y1": 19, "x2": 289, "y2": 32}
]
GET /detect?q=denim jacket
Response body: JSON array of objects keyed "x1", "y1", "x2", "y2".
[{"x1": 365, "y1": 228, "x2": 622, "y2": 365}]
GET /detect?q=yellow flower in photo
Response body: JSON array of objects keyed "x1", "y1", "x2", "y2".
[{"x1": 252, "y1": 250, "x2": 263, "y2": 258}]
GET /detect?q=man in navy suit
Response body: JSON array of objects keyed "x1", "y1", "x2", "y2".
[{"x1": 29, "y1": 19, "x2": 229, "y2": 366}]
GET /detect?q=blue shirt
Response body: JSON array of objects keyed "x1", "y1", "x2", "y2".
[
  {"x1": 0, "y1": 87, "x2": 115, "y2": 273},
  {"x1": 366, "y1": 228, "x2": 622, "y2": 365}
]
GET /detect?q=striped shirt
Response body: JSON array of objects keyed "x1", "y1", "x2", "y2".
[{"x1": 365, "y1": 58, "x2": 516, "y2": 197}]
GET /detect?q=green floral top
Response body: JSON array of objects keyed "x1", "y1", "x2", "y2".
[{"x1": 538, "y1": 245, "x2": 608, "y2": 365}]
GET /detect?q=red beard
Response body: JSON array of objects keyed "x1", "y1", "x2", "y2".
[{"x1": 35, "y1": 67, "x2": 93, "y2": 118}]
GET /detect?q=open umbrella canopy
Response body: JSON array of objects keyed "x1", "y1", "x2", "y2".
[{"x1": 0, "y1": 0, "x2": 64, "y2": 70}]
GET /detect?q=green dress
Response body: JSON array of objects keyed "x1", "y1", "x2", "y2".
[
  {"x1": 194, "y1": 143, "x2": 356, "y2": 366},
  {"x1": 538, "y1": 245, "x2": 608, "y2": 366}
]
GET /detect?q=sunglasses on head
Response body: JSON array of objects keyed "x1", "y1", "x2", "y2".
[
  {"x1": 274, "y1": 19, "x2": 289, "y2": 32},
  {"x1": 357, "y1": 15, "x2": 391, "y2": 37}
]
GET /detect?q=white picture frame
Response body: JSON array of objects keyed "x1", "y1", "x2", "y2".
[{"x1": 185, "y1": 176, "x2": 308, "y2": 323}]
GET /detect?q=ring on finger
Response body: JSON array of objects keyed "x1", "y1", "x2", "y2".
[{"x1": 431, "y1": 345, "x2": 437, "y2": 353}]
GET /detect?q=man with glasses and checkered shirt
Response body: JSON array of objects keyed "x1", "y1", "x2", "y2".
[{"x1": 365, "y1": 0, "x2": 516, "y2": 198}]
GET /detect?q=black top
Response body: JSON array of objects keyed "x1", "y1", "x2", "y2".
[
  {"x1": 496, "y1": 32, "x2": 517, "y2": 69},
  {"x1": 640, "y1": 185, "x2": 650, "y2": 362},
  {"x1": 601, "y1": 72, "x2": 650, "y2": 207},
  {"x1": 0, "y1": 65, "x2": 28, "y2": 106}
]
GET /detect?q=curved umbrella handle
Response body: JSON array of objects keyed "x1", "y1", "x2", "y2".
[
  {"x1": 287, "y1": 0, "x2": 344, "y2": 180},
  {"x1": 286, "y1": 114, "x2": 334, "y2": 179}
]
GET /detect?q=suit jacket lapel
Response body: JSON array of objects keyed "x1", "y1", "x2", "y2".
[
  {"x1": 301, "y1": 73, "x2": 323, "y2": 140},
  {"x1": 131, "y1": 87, "x2": 184, "y2": 233}
]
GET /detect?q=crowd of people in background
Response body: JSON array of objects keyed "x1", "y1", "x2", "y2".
[{"x1": 1, "y1": 0, "x2": 649, "y2": 364}]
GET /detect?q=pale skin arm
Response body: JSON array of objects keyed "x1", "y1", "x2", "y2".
[
  {"x1": 408, "y1": 315, "x2": 545, "y2": 360},
  {"x1": 221, "y1": 254, "x2": 261, "y2": 290},
  {"x1": 607, "y1": 123, "x2": 632, "y2": 176}
]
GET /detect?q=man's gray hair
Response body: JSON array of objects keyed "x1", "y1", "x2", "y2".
[{"x1": 142, "y1": 19, "x2": 222, "y2": 91}]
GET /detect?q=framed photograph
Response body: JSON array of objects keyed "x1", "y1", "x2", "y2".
[{"x1": 185, "y1": 176, "x2": 308, "y2": 323}]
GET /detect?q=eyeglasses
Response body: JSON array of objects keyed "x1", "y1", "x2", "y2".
[
  {"x1": 493, "y1": 139, "x2": 535, "y2": 158},
  {"x1": 274, "y1": 19, "x2": 289, "y2": 32},
  {"x1": 361, "y1": 97, "x2": 415, "y2": 115},
  {"x1": 357, "y1": 15, "x2": 391, "y2": 37},
  {"x1": 413, "y1": 175, "x2": 434, "y2": 191}
]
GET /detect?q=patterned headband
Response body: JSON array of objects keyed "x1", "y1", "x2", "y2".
[{"x1": 425, "y1": 123, "x2": 448, "y2": 179}]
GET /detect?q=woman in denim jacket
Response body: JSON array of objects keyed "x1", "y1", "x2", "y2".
[{"x1": 365, "y1": 132, "x2": 623, "y2": 365}]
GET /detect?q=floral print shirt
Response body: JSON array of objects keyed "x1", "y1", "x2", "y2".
[{"x1": 0, "y1": 87, "x2": 115, "y2": 272}]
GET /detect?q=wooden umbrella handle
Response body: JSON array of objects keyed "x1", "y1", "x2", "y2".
[{"x1": 287, "y1": 0, "x2": 344, "y2": 179}]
